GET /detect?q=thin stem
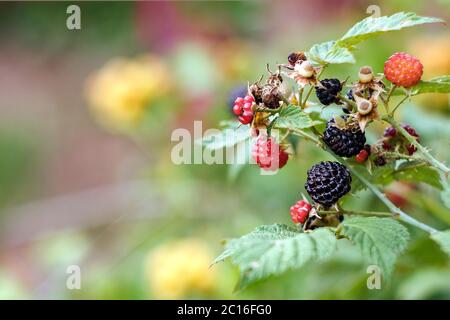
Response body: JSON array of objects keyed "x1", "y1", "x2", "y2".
[
  {"x1": 302, "y1": 85, "x2": 315, "y2": 107},
  {"x1": 301, "y1": 67, "x2": 326, "y2": 107},
  {"x1": 318, "y1": 210, "x2": 392, "y2": 218},
  {"x1": 383, "y1": 85, "x2": 397, "y2": 113},
  {"x1": 290, "y1": 129, "x2": 321, "y2": 145},
  {"x1": 342, "y1": 158, "x2": 438, "y2": 234},
  {"x1": 338, "y1": 94, "x2": 357, "y2": 111},
  {"x1": 390, "y1": 95, "x2": 409, "y2": 115},
  {"x1": 306, "y1": 131, "x2": 439, "y2": 234},
  {"x1": 383, "y1": 115, "x2": 450, "y2": 174}
]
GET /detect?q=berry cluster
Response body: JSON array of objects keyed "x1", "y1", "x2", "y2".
[
  {"x1": 252, "y1": 136, "x2": 289, "y2": 171},
  {"x1": 383, "y1": 124, "x2": 420, "y2": 155},
  {"x1": 384, "y1": 52, "x2": 423, "y2": 88},
  {"x1": 305, "y1": 161, "x2": 352, "y2": 208},
  {"x1": 315, "y1": 79, "x2": 342, "y2": 105},
  {"x1": 323, "y1": 116, "x2": 366, "y2": 157},
  {"x1": 290, "y1": 200, "x2": 312, "y2": 224},
  {"x1": 233, "y1": 95, "x2": 255, "y2": 125}
]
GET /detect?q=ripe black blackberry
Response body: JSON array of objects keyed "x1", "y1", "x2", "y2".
[
  {"x1": 305, "y1": 161, "x2": 352, "y2": 208},
  {"x1": 315, "y1": 79, "x2": 342, "y2": 105},
  {"x1": 323, "y1": 116, "x2": 366, "y2": 157}
]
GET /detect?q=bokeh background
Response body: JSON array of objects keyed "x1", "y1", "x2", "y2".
[{"x1": 0, "y1": 0, "x2": 449, "y2": 299}]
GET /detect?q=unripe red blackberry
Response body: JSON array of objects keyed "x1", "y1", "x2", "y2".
[
  {"x1": 252, "y1": 136, "x2": 289, "y2": 171},
  {"x1": 305, "y1": 161, "x2": 352, "y2": 208},
  {"x1": 323, "y1": 116, "x2": 366, "y2": 157},
  {"x1": 233, "y1": 95, "x2": 254, "y2": 125},
  {"x1": 315, "y1": 79, "x2": 342, "y2": 105},
  {"x1": 290, "y1": 200, "x2": 312, "y2": 224}
]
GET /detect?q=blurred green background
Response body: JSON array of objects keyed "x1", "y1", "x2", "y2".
[{"x1": 0, "y1": 0, "x2": 449, "y2": 299}]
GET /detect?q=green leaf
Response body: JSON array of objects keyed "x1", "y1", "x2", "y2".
[
  {"x1": 214, "y1": 224, "x2": 337, "y2": 289},
  {"x1": 307, "y1": 12, "x2": 444, "y2": 66},
  {"x1": 409, "y1": 76, "x2": 450, "y2": 95},
  {"x1": 199, "y1": 124, "x2": 251, "y2": 150},
  {"x1": 431, "y1": 230, "x2": 450, "y2": 258},
  {"x1": 337, "y1": 12, "x2": 444, "y2": 48},
  {"x1": 373, "y1": 162, "x2": 443, "y2": 190},
  {"x1": 276, "y1": 105, "x2": 322, "y2": 130},
  {"x1": 339, "y1": 216, "x2": 410, "y2": 279},
  {"x1": 306, "y1": 41, "x2": 355, "y2": 65}
]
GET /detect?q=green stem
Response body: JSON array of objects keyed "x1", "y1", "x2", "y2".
[
  {"x1": 338, "y1": 94, "x2": 357, "y2": 111},
  {"x1": 290, "y1": 129, "x2": 321, "y2": 145},
  {"x1": 390, "y1": 95, "x2": 409, "y2": 116},
  {"x1": 318, "y1": 210, "x2": 392, "y2": 218},
  {"x1": 342, "y1": 158, "x2": 438, "y2": 234},
  {"x1": 383, "y1": 115, "x2": 450, "y2": 175},
  {"x1": 307, "y1": 132, "x2": 439, "y2": 234}
]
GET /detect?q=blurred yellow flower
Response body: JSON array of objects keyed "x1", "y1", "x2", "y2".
[
  {"x1": 145, "y1": 239, "x2": 216, "y2": 299},
  {"x1": 85, "y1": 55, "x2": 171, "y2": 130}
]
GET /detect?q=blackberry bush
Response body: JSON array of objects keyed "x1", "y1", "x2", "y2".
[{"x1": 207, "y1": 12, "x2": 450, "y2": 290}]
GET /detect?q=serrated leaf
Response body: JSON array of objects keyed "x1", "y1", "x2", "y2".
[
  {"x1": 276, "y1": 105, "x2": 322, "y2": 130},
  {"x1": 307, "y1": 12, "x2": 444, "y2": 66},
  {"x1": 409, "y1": 76, "x2": 450, "y2": 95},
  {"x1": 337, "y1": 12, "x2": 444, "y2": 48},
  {"x1": 339, "y1": 216, "x2": 410, "y2": 279},
  {"x1": 431, "y1": 230, "x2": 450, "y2": 258},
  {"x1": 306, "y1": 41, "x2": 355, "y2": 65},
  {"x1": 214, "y1": 224, "x2": 337, "y2": 289},
  {"x1": 199, "y1": 125, "x2": 251, "y2": 150}
]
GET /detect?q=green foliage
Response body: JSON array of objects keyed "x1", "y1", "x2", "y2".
[
  {"x1": 214, "y1": 225, "x2": 337, "y2": 289},
  {"x1": 308, "y1": 12, "x2": 444, "y2": 66},
  {"x1": 338, "y1": 216, "x2": 410, "y2": 279},
  {"x1": 403, "y1": 76, "x2": 450, "y2": 95},
  {"x1": 275, "y1": 105, "x2": 323, "y2": 130},
  {"x1": 337, "y1": 12, "x2": 443, "y2": 48},
  {"x1": 373, "y1": 162, "x2": 443, "y2": 190},
  {"x1": 307, "y1": 41, "x2": 355, "y2": 65},
  {"x1": 200, "y1": 122, "x2": 251, "y2": 150},
  {"x1": 431, "y1": 230, "x2": 450, "y2": 258}
]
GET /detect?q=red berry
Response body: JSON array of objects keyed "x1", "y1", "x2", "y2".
[
  {"x1": 232, "y1": 104, "x2": 242, "y2": 115},
  {"x1": 252, "y1": 136, "x2": 289, "y2": 171},
  {"x1": 239, "y1": 111, "x2": 253, "y2": 125},
  {"x1": 244, "y1": 95, "x2": 254, "y2": 104},
  {"x1": 355, "y1": 149, "x2": 369, "y2": 163},
  {"x1": 290, "y1": 200, "x2": 312, "y2": 224},
  {"x1": 384, "y1": 52, "x2": 423, "y2": 88},
  {"x1": 234, "y1": 95, "x2": 254, "y2": 125},
  {"x1": 243, "y1": 102, "x2": 252, "y2": 112},
  {"x1": 234, "y1": 97, "x2": 244, "y2": 106}
]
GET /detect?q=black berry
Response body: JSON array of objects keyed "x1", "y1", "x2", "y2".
[
  {"x1": 305, "y1": 161, "x2": 352, "y2": 208},
  {"x1": 315, "y1": 79, "x2": 342, "y2": 105},
  {"x1": 323, "y1": 116, "x2": 366, "y2": 157}
]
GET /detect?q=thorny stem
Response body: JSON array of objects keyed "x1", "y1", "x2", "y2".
[
  {"x1": 382, "y1": 115, "x2": 450, "y2": 175},
  {"x1": 307, "y1": 132, "x2": 439, "y2": 234},
  {"x1": 318, "y1": 210, "x2": 392, "y2": 217}
]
